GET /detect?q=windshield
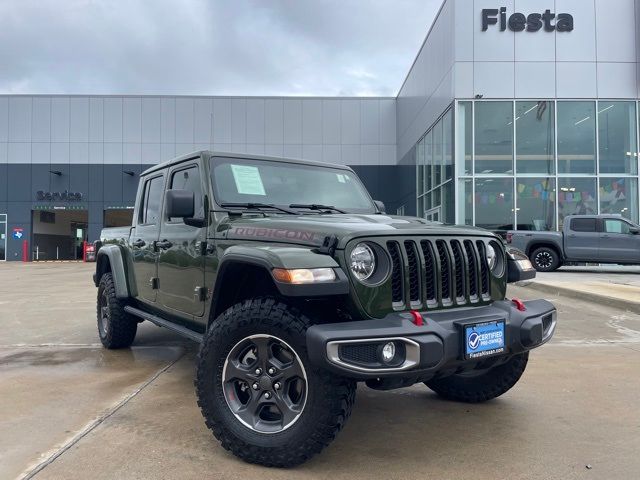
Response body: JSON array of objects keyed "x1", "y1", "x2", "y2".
[{"x1": 210, "y1": 157, "x2": 376, "y2": 213}]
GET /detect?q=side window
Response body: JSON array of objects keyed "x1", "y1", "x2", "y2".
[
  {"x1": 570, "y1": 218, "x2": 597, "y2": 232},
  {"x1": 138, "y1": 176, "x2": 164, "y2": 225},
  {"x1": 169, "y1": 165, "x2": 204, "y2": 220},
  {"x1": 604, "y1": 219, "x2": 631, "y2": 234}
]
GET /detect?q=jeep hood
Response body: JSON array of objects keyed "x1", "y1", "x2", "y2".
[{"x1": 216, "y1": 213, "x2": 494, "y2": 249}]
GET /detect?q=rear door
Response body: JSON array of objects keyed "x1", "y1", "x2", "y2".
[
  {"x1": 131, "y1": 173, "x2": 166, "y2": 303},
  {"x1": 564, "y1": 217, "x2": 600, "y2": 261},
  {"x1": 599, "y1": 218, "x2": 640, "y2": 263},
  {"x1": 156, "y1": 161, "x2": 207, "y2": 317}
]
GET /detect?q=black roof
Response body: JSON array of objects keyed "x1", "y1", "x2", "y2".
[{"x1": 141, "y1": 150, "x2": 352, "y2": 176}]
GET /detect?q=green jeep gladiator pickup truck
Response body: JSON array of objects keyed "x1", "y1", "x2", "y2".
[{"x1": 94, "y1": 151, "x2": 556, "y2": 467}]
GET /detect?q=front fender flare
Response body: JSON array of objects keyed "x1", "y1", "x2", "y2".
[{"x1": 214, "y1": 245, "x2": 350, "y2": 299}]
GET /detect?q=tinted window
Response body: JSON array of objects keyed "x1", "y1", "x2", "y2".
[
  {"x1": 604, "y1": 219, "x2": 631, "y2": 234},
  {"x1": 139, "y1": 175, "x2": 164, "y2": 225},
  {"x1": 170, "y1": 165, "x2": 204, "y2": 220},
  {"x1": 570, "y1": 218, "x2": 597, "y2": 232}
]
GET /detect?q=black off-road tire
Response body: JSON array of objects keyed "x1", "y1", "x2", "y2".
[
  {"x1": 530, "y1": 246, "x2": 561, "y2": 272},
  {"x1": 425, "y1": 352, "x2": 529, "y2": 403},
  {"x1": 195, "y1": 297, "x2": 356, "y2": 468},
  {"x1": 97, "y1": 272, "x2": 137, "y2": 349}
]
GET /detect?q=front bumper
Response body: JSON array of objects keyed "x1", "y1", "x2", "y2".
[{"x1": 306, "y1": 299, "x2": 556, "y2": 382}]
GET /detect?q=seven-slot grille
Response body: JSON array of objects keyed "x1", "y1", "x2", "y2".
[{"x1": 385, "y1": 238, "x2": 492, "y2": 309}]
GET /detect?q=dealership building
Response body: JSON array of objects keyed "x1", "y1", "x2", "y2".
[{"x1": 1, "y1": 0, "x2": 639, "y2": 261}]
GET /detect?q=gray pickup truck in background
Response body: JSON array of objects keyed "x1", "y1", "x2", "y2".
[{"x1": 507, "y1": 215, "x2": 640, "y2": 272}]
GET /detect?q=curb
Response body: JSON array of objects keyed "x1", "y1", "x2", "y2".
[{"x1": 519, "y1": 281, "x2": 640, "y2": 314}]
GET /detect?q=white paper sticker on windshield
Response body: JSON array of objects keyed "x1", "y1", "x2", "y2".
[
  {"x1": 336, "y1": 173, "x2": 346, "y2": 183},
  {"x1": 231, "y1": 164, "x2": 266, "y2": 195}
]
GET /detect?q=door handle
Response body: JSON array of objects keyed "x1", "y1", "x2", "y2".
[
  {"x1": 155, "y1": 239, "x2": 173, "y2": 250},
  {"x1": 133, "y1": 239, "x2": 146, "y2": 248}
]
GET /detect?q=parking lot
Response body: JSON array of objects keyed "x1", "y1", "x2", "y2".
[{"x1": 1, "y1": 262, "x2": 639, "y2": 480}]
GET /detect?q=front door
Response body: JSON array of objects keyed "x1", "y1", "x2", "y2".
[
  {"x1": 599, "y1": 218, "x2": 640, "y2": 263},
  {"x1": 132, "y1": 173, "x2": 165, "y2": 303},
  {"x1": 157, "y1": 162, "x2": 206, "y2": 317},
  {"x1": 564, "y1": 217, "x2": 600, "y2": 261}
]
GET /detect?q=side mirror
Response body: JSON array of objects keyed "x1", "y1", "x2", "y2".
[
  {"x1": 165, "y1": 189, "x2": 195, "y2": 219},
  {"x1": 374, "y1": 200, "x2": 386, "y2": 214},
  {"x1": 630, "y1": 227, "x2": 640, "y2": 235}
]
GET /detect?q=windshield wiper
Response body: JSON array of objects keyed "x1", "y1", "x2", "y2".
[
  {"x1": 289, "y1": 204, "x2": 346, "y2": 214},
  {"x1": 220, "y1": 202, "x2": 300, "y2": 215}
]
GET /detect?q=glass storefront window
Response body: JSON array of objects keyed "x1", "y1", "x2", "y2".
[
  {"x1": 0, "y1": 214, "x2": 6, "y2": 261},
  {"x1": 433, "y1": 120, "x2": 442, "y2": 188},
  {"x1": 516, "y1": 101, "x2": 555, "y2": 174},
  {"x1": 515, "y1": 178, "x2": 556, "y2": 231},
  {"x1": 558, "y1": 177, "x2": 597, "y2": 228},
  {"x1": 417, "y1": 137, "x2": 425, "y2": 196},
  {"x1": 598, "y1": 102, "x2": 638, "y2": 175},
  {"x1": 557, "y1": 102, "x2": 596, "y2": 174},
  {"x1": 475, "y1": 102, "x2": 513, "y2": 174},
  {"x1": 599, "y1": 177, "x2": 638, "y2": 222},
  {"x1": 458, "y1": 179, "x2": 473, "y2": 225},
  {"x1": 458, "y1": 102, "x2": 473, "y2": 175},
  {"x1": 425, "y1": 130, "x2": 433, "y2": 191},
  {"x1": 442, "y1": 109, "x2": 453, "y2": 184},
  {"x1": 474, "y1": 178, "x2": 514, "y2": 231}
]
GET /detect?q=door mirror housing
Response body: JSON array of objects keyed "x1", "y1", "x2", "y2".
[
  {"x1": 373, "y1": 200, "x2": 386, "y2": 214},
  {"x1": 165, "y1": 189, "x2": 195, "y2": 219},
  {"x1": 630, "y1": 227, "x2": 640, "y2": 235}
]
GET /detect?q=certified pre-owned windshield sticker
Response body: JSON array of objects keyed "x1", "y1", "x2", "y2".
[{"x1": 231, "y1": 164, "x2": 266, "y2": 196}]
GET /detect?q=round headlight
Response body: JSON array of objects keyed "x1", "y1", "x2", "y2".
[
  {"x1": 486, "y1": 244, "x2": 497, "y2": 271},
  {"x1": 350, "y1": 243, "x2": 376, "y2": 281}
]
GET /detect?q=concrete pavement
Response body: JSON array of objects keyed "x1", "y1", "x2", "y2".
[
  {"x1": 1, "y1": 263, "x2": 639, "y2": 479},
  {"x1": 525, "y1": 266, "x2": 640, "y2": 313}
]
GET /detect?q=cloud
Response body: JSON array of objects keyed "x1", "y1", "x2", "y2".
[{"x1": 0, "y1": 0, "x2": 441, "y2": 96}]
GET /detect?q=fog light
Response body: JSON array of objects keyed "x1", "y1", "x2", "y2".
[{"x1": 381, "y1": 342, "x2": 396, "y2": 363}]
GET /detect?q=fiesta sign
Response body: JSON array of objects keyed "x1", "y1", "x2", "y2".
[{"x1": 482, "y1": 8, "x2": 574, "y2": 32}]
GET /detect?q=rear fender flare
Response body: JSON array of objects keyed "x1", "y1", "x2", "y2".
[{"x1": 95, "y1": 245, "x2": 136, "y2": 299}]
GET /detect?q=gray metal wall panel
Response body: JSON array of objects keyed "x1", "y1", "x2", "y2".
[
  {"x1": 213, "y1": 98, "x2": 232, "y2": 143},
  {"x1": 141, "y1": 143, "x2": 161, "y2": 165},
  {"x1": 0, "y1": 97, "x2": 7, "y2": 142},
  {"x1": 70, "y1": 142, "x2": 89, "y2": 165},
  {"x1": 0, "y1": 142, "x2": 5, "y2": 164},
  {"x1": 322, "y1": 100, "x2": 340, "y2": 144},
  {"x1": 265, "y1": 99, "x2": 283, "y2": 144},
  {"x1": 51, "y1": 97, "x2": 70, "y2": 142},
  {"x1": 123, "y1": 97, "x2": 142, "y2": 143},
  {"x1": 141, "y1": 97, "x2": 161, "y2": 143},
  {"x1": 31, "y1": 165, "x2": 50, "y2": 195},
  {"x1": 89, "y1": 97, "x2": 104, "y2": 143},
  {"x1": 123, "y1": 143, "x2": 141, "y2": 165},
  {"x1": 8, "y1": 97, "x2": 32, "y2": 142},
  {"x1": 69, "y1": 164, "x2": 89, "y2": 196},
  {"x1": 556, "y1": 0, "x2": 596, "y2": 62},
  {"x1": 122, "y1": 164, "x2": 141, "y2": 203},
  {"x1": 596, "y1": 0, "x2": 636, "y2": 62},
  {"x1": 283, "y1": 99, "x2": 302, "y2": 144},
  {"x1": 360, "y1": 99, "x2": 379, "y2": 145},
  {"x1": 32, "y1": 97, "x2": 51, "y2": 142},
  {"x1": 302, "y1": 99, "x2": 322, "y2": 144},
  {"x1": 32, "y1": 143, "x2": 50, "y2": 164},
  {"x1": 175, "y1": 97, "x2": 194, "y2": 143},
  {"x1": 6, "y1": 202, "x2": 30, "y2": 222},
  {"x1": 104, "y1": 97, "x2": 123, "y2": 143},
  {"x1": 70, "y1": 97, "x2": 89, "y2": 142},
  {"x1": 246, "y1": 99, "x2": 265, "y2": 144},
  {"x1": 104, "y1": 143, "x2": 122, "y2": 165},
  {"x1": 231, "y1": 99, "x2": 247, "y2": 143},
  {"x1": 103, "y1": 165, "x2": 123, "y2": 202},
  {"x1": 7, "y1": 165, "x2": 31, "y2": 202},
  {"x1": 340, "y1": 100, "x2": 360, "y2": 145},
  {"x1": 0, "y1": 164, "x2": 7, "y2": 202},
  {"x1": 88, "y1": 165, "x2": 104, "y2": 201},
  {"x1": 49, "y1": 164, "x2": 70, "y2": 192},
  {"x1": 51, "y1": 143, "x2": 70, "y2": 164},
  {"x1": 160, "y1": 98, "x2": 176, "y2": 143},
  {"x1": 8, "y1": 143, "x2": 30, "y2": 164},
  {"x1": 194, "y1": 98, "x2": 213, "y2": 144},
  {"x1": 89, "y1": 142, "x2": 103, "y2": 165}
]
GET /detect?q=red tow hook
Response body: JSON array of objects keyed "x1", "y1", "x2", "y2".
[
  {"x1": 511, "y1": 298, "x2": 527, "y2": 312},
  {"x1": 409, "y1": 310, "x2": 424, "y2": 326}
]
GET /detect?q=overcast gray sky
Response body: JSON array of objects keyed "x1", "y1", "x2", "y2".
[{"x1": 0, "y1": 0, "x2": 441, "y2": 97}]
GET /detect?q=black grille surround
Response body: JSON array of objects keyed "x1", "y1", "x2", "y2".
[{"x1": 383, "y1": 237, "x2": 494, "y2": 311}]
